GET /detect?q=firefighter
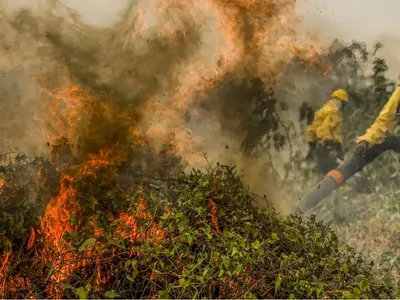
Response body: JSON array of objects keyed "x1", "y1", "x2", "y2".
[
  {"x1": 306, "y1": 89, "x2": 349, "y2": 174},
  {"x1": 296, "y1": 84, "x2": 400, "y2": 213},
  {"x1": 354, "y1": 85, "x2": 400, "y2": 159}
]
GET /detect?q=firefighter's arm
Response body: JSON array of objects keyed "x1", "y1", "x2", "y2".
[
  {"x1": 358, "y1": 86, "x2": 400, "y2": 146},
  {"x1": 356, "y1": 120, "x2": 387, "y2": 147},
  {"x1": 357, "y1": 100, "x2": 398, "y2": 146}
]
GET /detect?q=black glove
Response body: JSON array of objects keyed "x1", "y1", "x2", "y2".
[{"x1": 354, "y1": 141, "x2": 368, "y2": 157}]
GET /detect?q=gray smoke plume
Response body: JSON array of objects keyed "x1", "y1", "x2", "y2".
[{"x1": 0, "y1": 0, "x2": 326, "y2": 213}]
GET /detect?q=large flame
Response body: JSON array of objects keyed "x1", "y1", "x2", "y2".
[{"x1": 0, "y1": 0, "x2": 328, "y2": 297}]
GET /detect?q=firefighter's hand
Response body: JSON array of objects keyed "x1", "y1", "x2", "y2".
[{"x1": 354, "y1": 141, "x2": 368, "y2": 157}]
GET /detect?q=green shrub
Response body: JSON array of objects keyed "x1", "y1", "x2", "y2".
[{"x1": 0, "y1": 162, "x2": 395, "y2": 298}]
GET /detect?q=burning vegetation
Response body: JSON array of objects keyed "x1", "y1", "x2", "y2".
[
  {"x1": 0, "y1": 151, "x2": 396, "y2": 299},
  {"x1": 0, "y1": 0, "x2": 398, "y2": 299}
]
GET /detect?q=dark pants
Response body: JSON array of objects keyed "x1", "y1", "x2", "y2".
[
  {"x1": 314, "y1": 140, "x2": 342, "y2": 175},
  {"x1": 337, "y1": 134, "x2": 400, "y2": 181},
  {"x1": 315, "y1": 146, "x2": 339, "y2": 175}
]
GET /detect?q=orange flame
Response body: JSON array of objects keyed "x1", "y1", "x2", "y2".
[{"x1": 0, "y1": 0, "x2": 329, "y2": 297}]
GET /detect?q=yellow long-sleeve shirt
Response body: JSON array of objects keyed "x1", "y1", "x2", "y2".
[
  {"x1": 357, "y1": 85, "x2": 400, "y2": 146},
  {"x1": 307, "y1": 101, "x2": 343, "y2": 145}
]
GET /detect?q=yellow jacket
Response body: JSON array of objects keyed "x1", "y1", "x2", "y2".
[
  {"x1": 357, "y1": 85, "x2": 400, "y2": 146},
  {"x1": 307, "y1": 101, "x2": 343, "y2": 145}
]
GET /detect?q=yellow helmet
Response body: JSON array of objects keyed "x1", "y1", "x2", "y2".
[{"x1": 330, "y1": 89, "x2": 348, "y2": 102}]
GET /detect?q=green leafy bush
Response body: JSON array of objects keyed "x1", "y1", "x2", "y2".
[{"x1": 0, "y1": 161, "x2": 396, "y2": 299}]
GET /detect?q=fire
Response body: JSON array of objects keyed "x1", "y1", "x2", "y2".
[
  {"x1": 39, "y1": 175, "x2": 78, "y2": 247},
  {"x1": 0, "y1": 175, "x2": 5, "y2": 194},
  {"x1": 0, "y1": 0, "x2": 329, "y2": 297},
  {"x1": 0, "y1": 80, "x2": 168, "y2": 296},
  {"x1": 19, "y1": 143, "x2": 166, "y2": 296},
  {"x1": 40, "y1": 82, "x2": 91, "y2": 148},
  {"x1": 115, "y1": 199, "x2": 165, "y2": 244},
  {"x1": 32, "y1": 173, "x2": 79, "y2": 295}
]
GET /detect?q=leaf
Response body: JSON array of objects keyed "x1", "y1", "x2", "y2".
[
  {"x1": 76, "y1": 285, "x2": 91, "y2": 300},
  {"x1": 203, "y1": 227, "x2": 213, "y2": 240},
  {"x1": 352, "y1": 287, "x2": 362, "y2": 299},
  {"x1": 271, "y1": 232, "x2": 280, "y2": 241},
  {"x1": 110, "y1": 220, "x2": 120, "y2": 227},
  {"x1": 353, "y1": 274, "x2": 365, "y2": 283},
  {"x1": 360, "y1": 279, "x2": 370, "y2": 291},
  {"x1": 69, "y1": 215, "x2": 78, "y2": 225},
  {"x1": 179, "y1": 278, "x2": 190, "y2": 288},
  {"x1": 150, "y1": 191, "x2": 158, "y2": 202},
  {"x1": 244, "y1": 292, "x2": 257, "y2": 299},
  {"x1": 236, "y1": 263, "x2": 244, "y2": 273},
  {"x1": 315, "y1": 286, "x2": 323, "y2": 297},
  {"x1": 218, "y1": 269, "x2": 224, "y2": 278},
  {"x1": 251, "y1": 240, "x2": 261, "y2": 250},
  {"x1": 158, "y1": 290, "x2": 170, "y2": 299},
  {"x1": 185, "y1": 232, "x2": 194, "y2": 246},
  {"x1": 131, "y1": 259, "x2": 138, "y2": 268},
  {"x1": 132, "y1": 263, "x2": 139, "y2": 281},
  {"x1": 76, "y1": 287, "x2": 88, "y2": 300},
  {"x1": 78, "y1": 238, "x2": 97, "y2": 252},
  {"x1": 231, "y1": 247, "x2": 238, "y2": 256},
  {"x1": 275, "y1": 274, "x2": 282, "y2": 292},
  {"x1": 222, "y1": 256, "x2": 230, "y2": 269},
  {"x1": 342, "y1": 263, "x2": 349, "y2": 273},
  {"x1": 104, "y1": 289, "x2": 120, "y2": 299},
  {"x1": 124, "y1": 259, "x2": 132, "y2": 268},
  {"x1": 342, "y1": 290, "x2": 353, "y2": 299},
  {"x1": 307, "y1": 287, "x2": 315, "y2": 297},
  {"x1": 46, "y1": 264, "x2": 55, "y2": 280}
]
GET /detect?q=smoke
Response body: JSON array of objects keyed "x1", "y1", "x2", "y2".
[
  {"x1": 0, "y1": 0, "x2": 326, "y2": 213},
  {"x1": 0, "y1": 0, "x2": 204, "y2": 151}
]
